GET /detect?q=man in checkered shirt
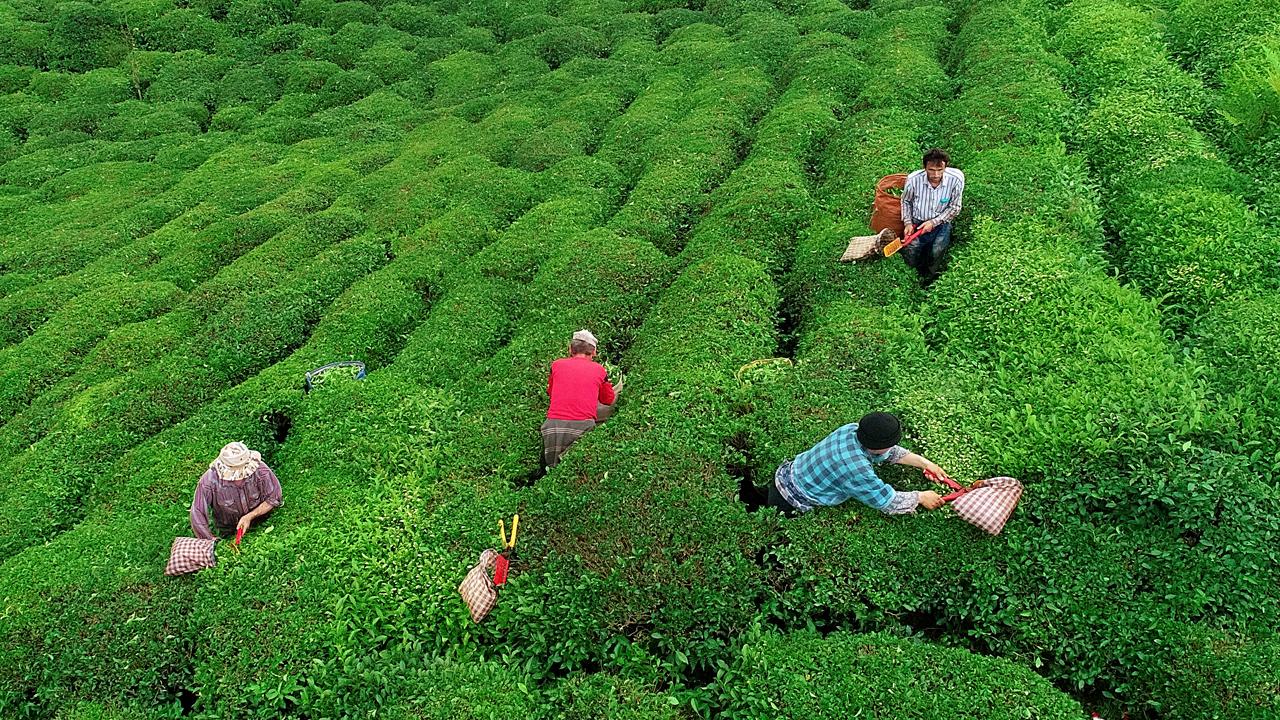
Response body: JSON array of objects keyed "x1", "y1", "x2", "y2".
[{"x1": 766, "y1": 412, "x2": 950, "y2": 516}]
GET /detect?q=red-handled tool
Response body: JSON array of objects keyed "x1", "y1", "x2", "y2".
[
  {"x1": 493, "y1": 554, "x2": 510, "y2": 586},
  {"x1": 882, "y1": 225, "x2": 929, "y2": 258},
  {"x1": 924, "y1": 468, "x2": 983, "y2": 502}
]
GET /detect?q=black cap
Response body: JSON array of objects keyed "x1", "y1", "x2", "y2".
[{"x1": 856, "y1": 412, "x2": 902, "y2": 449}]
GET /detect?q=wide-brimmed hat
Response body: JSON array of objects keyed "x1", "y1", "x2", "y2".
[{"x1": 210, "y1": 441, "x2": 262, "y2": 483}]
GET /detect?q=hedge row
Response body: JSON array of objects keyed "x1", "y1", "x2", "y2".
[
  {"x1": 884, "y1": 1, "x2": 1280, "y2": 716},
  {"x1": 181, "y1": 161, "x2": 673, "y2": 713},
  {"x1": 1162, "y1": 0, "x2": 1280, "y2": 82},
  {"x1": 713, "y1": 631, "x2": 1082, "y2": 719},
  {"x1": 0, "y1": 221, "x2": 385, "y2": 562},
  {"x1": 1053, "y1": 0, "x2": 1280, "y2": 471},
  {"x1": 0, "y1": 282, "x2": 182, "y2": 424},
  {"x1": 0, "y1": 127, "x2": 591, "y2": 716},
  {"x1": 606, "y1": 63, "x2": 773, "y2": 254},
  {"x1": 1052, "y1": 0, "x2": 1280, "y2": 326},
  {"x1": 0, "y1": 141, "x2": 341, "y2": 346}
]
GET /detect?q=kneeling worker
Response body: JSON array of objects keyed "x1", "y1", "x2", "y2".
[
  {"x1": 767, "y1": 412, "x2": 948, "y2": 516},
  {"x1": 190, "y1": 441, "x2": 282, "y2": 540},
  {"x1": 541, "y1": 329, "x2": 617, "y2": 469}
]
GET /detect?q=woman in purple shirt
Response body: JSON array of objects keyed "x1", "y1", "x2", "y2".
[{"x1": 189, "y1": 442, "x2": 282, "y2": 540}]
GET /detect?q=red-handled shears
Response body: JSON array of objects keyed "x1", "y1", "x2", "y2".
[
  {"x1": 882, "y1": 226, "x2": 929, "y2": 258},
  {"x1": 925, "y1": 469, "x2": 984, "y2": 502}
]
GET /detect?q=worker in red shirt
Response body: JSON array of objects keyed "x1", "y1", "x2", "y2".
[{"x1": 541, "y1": 329, "x2": 617, "y2": 469}]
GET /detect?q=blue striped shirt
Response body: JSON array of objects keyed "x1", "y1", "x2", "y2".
[
  {"x1": 783, "y1": 423, "x2": 906, "y2": 510},
  {"x1": 900, "y1": 167, "x2": 965, "y2": 226}
]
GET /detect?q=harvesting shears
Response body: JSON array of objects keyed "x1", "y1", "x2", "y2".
[
  {"x1": 882, "y1": 225, "x2": 929, "y2": 258},
  {"x1": 495, "y1": 514, "x2": 520, "y2": 586},
  {"x1": 230, "y1": 526, "x2": 245, "y2": 554},
  {"x1": 924, "y1": 468, "x2": 984, "y2": 502}
]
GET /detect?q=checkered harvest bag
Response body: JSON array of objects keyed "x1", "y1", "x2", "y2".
[
  {"x1": 946, "y1": 476, "x2": 1023, "y2": 535},
  {"x1": 458, "y1": 549, "x2": 500, "y2": 623},
  {"x1": 165, "y1": 537, "x2": 217, "y2": 576}
]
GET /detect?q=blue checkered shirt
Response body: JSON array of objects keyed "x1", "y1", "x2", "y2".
[{"x1": 786, "y1": 423, "x2": 906, "y2": 510}]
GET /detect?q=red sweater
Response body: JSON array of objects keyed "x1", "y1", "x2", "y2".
[{"x1": 547, "y1": 355, "x2": 616, "y2": 421}]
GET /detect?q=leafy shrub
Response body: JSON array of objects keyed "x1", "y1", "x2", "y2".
[
  {"x1": 1106, "y1": 186, "x2": 1279, "y2": 317},
  {"x1": 1052, "y1": 1, "x2": 1208, "y2": 120},
  {"x1": 355, "y1": 43, "x2": 419, "y2": 83},
  {"x1": 937, "y1": 80, "x2": 1070, "y2": 158},
  {"x1": 1192, "y1": 294, "x2": 1280, "y2": 470},
  {"x1": 47, "y1": 2, "x2": 129, "y2": 72},
  {"x1": 1136, "y1": 625, "x2": 1280, "y2": 720},
  {"x1": 426, "y1": 50, "x2": 500, "y2": 105},
  {"x1": 141, "y1": 9, "x2": 224, "y2": 53},
  {"x1": 316, "y1": 68, "x2": 384, "y2": 109},
  {"x1": 714, "y1": 631, "x2": 1083, "y2": 719},
  {"x1": 224, "y1": 0, "x2": 296, "y2": 36},
  {"x1": 145, "y1": 50, "x2": 234, "y2": 105},
  {"x1": 536, "y1": 26, "x2": 609, "y2": 70},
  {"x1": 0, "y1": 282, "x2": 182, "y2": 423},
  {"x1": 324, "y1": 1, "x2": 378, "y2": 29},
  {"x1": 1165, "y1": 0, "x2": 1280, "y2": 81}
]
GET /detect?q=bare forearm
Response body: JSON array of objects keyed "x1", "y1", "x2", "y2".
[
  {"x1": 895, "y1": 452, "x2": 931, "y2": 470},
  {"x1": 245, "y1": 501, "x2": 274, "y2": 522}
]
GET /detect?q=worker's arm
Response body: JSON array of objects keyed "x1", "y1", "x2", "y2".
[
  {"x1": 189, "y1": 472, "x2": 216, "y2": 541},
  {"x1": 598, "y1": 379, "x2": 616, "y2": 406},
  {"x1": 236, "y1": 501, "x2": 275, "y2": 534},
  {"x1": 236, "y1": 466, "x2": 283, "y2": 534},
  {"x1": 894, "y1": 451, "x2": 948, "y2": 481}
]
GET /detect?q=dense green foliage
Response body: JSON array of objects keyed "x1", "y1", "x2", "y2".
[{"x1": 0, "y1": 0, "x2": 1276, "y2": 718}]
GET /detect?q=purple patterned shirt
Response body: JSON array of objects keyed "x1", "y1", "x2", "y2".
[{"x1": 189, "y1": 463, "x2": 282, "y2": 540}]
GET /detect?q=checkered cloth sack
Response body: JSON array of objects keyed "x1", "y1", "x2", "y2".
[
  {"x1": 458, "y1": 549, "x2": 500, "y2": 623},
  {"x1": 165, "y1": 537, "x2": 217, "y2": 576},
  {"x1": 839, "y1": 228, "x2": 894, "y2": 262},
  {"x1": 950, "y1": 476, "x2": 1023, "y2": 535}
]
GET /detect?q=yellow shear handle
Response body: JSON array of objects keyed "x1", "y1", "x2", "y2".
[
  {"x1": 508, "y1": 515, "x2": 519, "y2": 549},
  {"x1": 499, "y1": 519, "x2": 508, "y2": 548}
]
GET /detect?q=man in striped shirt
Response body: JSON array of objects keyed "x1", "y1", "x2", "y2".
[{"x1": 900, "y1": 148, "x2": 965, "y2": 284}]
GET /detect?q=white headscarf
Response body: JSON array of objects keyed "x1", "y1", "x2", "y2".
[{"x1": 209, "y1": 441, "x2": 262, "y2": 483}]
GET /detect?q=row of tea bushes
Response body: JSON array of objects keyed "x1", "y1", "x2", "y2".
[
  {"x1": 0, "y1": 114, "x2": 596, "y2": 715},
  {"x1": 1053, "y1": 0, "x2": 1280, "y2": 472},
  {"x1": 1052, "y1": 0, "x2": 1280, "y2": 326},
  {"x1": 902, "y1": 0, "x2": 1280, "y2": 715}
]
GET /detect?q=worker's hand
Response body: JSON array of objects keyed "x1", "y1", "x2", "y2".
[
  {"x1": 922, "y1": 460, "x2": 949, "y2": 482},
  {"x1": 904, "y1": 223, "x2": 915, "y2": 238},
  {"x1": 968, "y1": 479, "x2": 985, "y2": 490},
  {"x1": 918, "y1": 491, "x2": 944, "y2": 511},
  {"x1": 920, "y1": 220, "x2": 936, "y2": 234},
  {"x1": 236, "y1": 515, "x2": 252, "y2": 536}
]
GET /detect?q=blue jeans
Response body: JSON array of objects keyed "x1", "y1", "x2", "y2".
[{"x1": 901, "y1": 222, "x2": 952, "y2": 277}]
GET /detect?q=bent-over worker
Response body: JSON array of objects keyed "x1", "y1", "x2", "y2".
[
  {"x1": 767, "y1": 412, "x2": 949, "y2": 516},
  {"x1": 901, "y1": 148, "x2": 965, "y2": 285},
  {"x1": 190, "y1": 441, "x2": 282, "y2": 541},
  {"x1": 541, "y1": 329, "x2": 616, "y2": 469}
]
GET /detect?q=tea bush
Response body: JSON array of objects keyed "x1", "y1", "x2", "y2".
[
  {"x1": 1163, "y1": 0, "x2": 1280, "y2": 81},
  {"x1": 1054, "y1": 0, "x2": 1280, "y2": 326},
  {"x1": 0, "y1": 0, "x2": 1276, "y2": 715},
  {"x1": 713, "y1": 631, "x2": 1083, "y2": 719}
]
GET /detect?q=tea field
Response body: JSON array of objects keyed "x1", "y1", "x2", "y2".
[{"x1": 1, "y1": 0, "x2": 1278, "y2": 717}]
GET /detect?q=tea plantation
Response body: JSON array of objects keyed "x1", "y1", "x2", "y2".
[{"x1": 1, "y1": 0, "x2": 1278, "y2": 716}]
